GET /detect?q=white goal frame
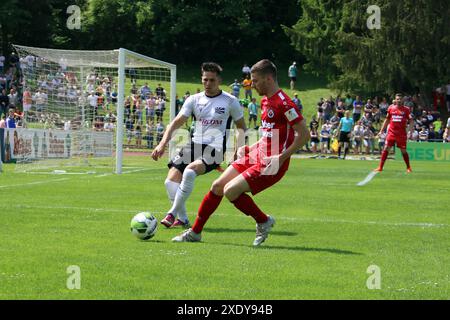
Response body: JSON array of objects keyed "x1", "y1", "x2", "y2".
[
  {"x1": 12, "y1": 45, "x2": 176, "y2": 174},
  {"x1": 116, "y1": 48, "x2": 176, "y2": 174}
]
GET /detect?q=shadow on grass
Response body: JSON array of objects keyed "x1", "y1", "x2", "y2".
[
  {"x1": 203, "y1": 227, "x2": 361, "y2": 255},
  {"x1": 204, "y1": 227, "x2": 297, "y2": 237},
  {"x1": 222, "y1": 242, "x2": 362, "y2": 255},
  {"x1": 252, "y1": 245, "x2": 362, "y2": 255}
]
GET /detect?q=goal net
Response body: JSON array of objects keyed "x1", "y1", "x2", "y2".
[{"x1": 10, "y1": 45, "x2": 176, "y2": 174}]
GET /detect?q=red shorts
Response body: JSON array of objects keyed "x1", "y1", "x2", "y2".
[
  {"x1": 231, "y1": 155, "x2": 290, "y2": 195},
  {"x1": 386, "y1": 134, "x2": 407, "y2": 149}
]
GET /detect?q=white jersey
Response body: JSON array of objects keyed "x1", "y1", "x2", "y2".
[{"x1": 180, "y1": 91, "x2": 243, "y2": 150}]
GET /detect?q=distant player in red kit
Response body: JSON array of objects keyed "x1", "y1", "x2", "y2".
[
  {"x1": 375, "y1": 93, "x2": 414, "y2": 173},
  {"x1": 172, "y1": 59, "x2": 310, "y2": 246}
]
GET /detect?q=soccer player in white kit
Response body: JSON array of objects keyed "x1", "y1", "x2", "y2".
[{"x1": 151, "y1": 62, "x2": 247, "y2": 228}]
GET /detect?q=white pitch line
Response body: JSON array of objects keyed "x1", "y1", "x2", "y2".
[
  {"x1": 0, "y1": 178, "x2": 69, "y2": 189},
  {"x1": 357, "y1": 171, "x2": 379, "y2": 186},
  {"x1": 94, "y1": 167, "x2": 151, "y2": 178},
  {"x1": 3, "y1": 204, "x2": 448, "y2": 228}
]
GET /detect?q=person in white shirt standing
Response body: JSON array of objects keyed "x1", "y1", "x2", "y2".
[
  {"x1": 151, "y1": 62, "x2": 247, "y2": 228},
  {"x1": 33, "y1": 89, "x2": 47, "y2": 117},
  {"x1": 87, "y1": 91, "x2": 98, "y2": 121}
]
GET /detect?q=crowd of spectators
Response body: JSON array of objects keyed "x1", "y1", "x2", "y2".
[
  {"x1": 306, "y1": 93, "x2": 449, "y2": 156},
  {"x1": 0, "y1": 51, "x2": 175, "y2": 149},
  {"x1": 1, "y1": 53, "x2": 449, "y2": 152}
]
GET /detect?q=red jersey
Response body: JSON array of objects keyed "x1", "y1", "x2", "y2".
[
  {"x1": 386, "y1": 105, "x2": 411, "y2": 137},
  {"x1": 253, "y1": 90, "x2": 303, "y2": 159}
]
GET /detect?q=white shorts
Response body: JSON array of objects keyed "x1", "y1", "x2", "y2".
[{"x1": 23, "y1": 104, "x2": 31, "y2": 111}]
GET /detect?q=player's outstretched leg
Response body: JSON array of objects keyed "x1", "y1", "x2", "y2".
[
  {"x1": 171, "y1": 191, "x2": 219, "y2": 242},
  {"x1": 230, "y1": 193, "x2": 275, "y2": 246},
  {"x1": 224, "y1": 175, "x2": 275, "y2": 246},
  {"x1": 172, "y1": 165, "x2": 239, "y2": 242},
  {"x1": 171, "y1": 228, "x2": 202, "y2": 242}
]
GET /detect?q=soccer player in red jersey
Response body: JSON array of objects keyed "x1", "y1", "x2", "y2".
[
  {"x1": 172, "y1": 59, "x2": 310, "y2": 246},
  {"x1": 374, "y1": 93, "x2": 414, "y2": 173}
]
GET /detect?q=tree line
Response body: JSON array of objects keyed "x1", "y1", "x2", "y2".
[
  {"x1": 1, "y1": 0, "x2": 449, "y2": 98},
  {"x1": 285, "y1": 0, "x2": 450, "y2": 97}
]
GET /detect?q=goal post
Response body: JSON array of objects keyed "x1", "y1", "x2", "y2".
[
  {"x1": 10, "y1": 44, "x2": 176, "y2": 174},
  {"x1": 115, "y1": 48, "x2": 176, "y2": 174}
]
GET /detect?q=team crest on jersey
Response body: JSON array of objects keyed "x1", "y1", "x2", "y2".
[
  {"x1": 215, "y1": 106, "x2": 225, "y2": 114},
  {"x1": 267, "y1": 109, "x2": 274, "y2": 118}
]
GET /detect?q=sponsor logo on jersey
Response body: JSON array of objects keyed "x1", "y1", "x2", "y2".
[
  {"x1": 215, "y1": 106, "x2": 225, "y2": 114},
  {"x1": 392, "y1": 115, "x2": 404, "y2": 122},
  {"x1": 261, "y1": 120, "x2": 275, "y2": 129},
  {"x1": 201, "y1": 119, "x2": 223, "y2": 125}
]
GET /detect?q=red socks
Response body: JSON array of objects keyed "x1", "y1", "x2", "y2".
[
  {"x1": 191, "y1": 191, "x2": 268, "y2": 234},
  {"x1": 231, "y1": 193, "x2": 268, "y2": 224},
  {"x1": 379, "y1": 150, "x2": 389, "y2": 170},
  {"x1": 192, "y1": 191, "x2": 223, "y2": 234},
  {"x1": 402, "y1": 152, "x2": 411, "y2": 169}
]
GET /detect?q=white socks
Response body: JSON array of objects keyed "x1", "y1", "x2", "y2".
[
  {"x1": 165, "y1": 179, "x2": 180, "y2": 204},
  {"x1": 168, "y1": 168, "x2": 197, "y2": 222}
]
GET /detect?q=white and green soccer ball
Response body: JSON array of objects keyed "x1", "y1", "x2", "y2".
[{"x1": 130, "y1": 212, "x2": 158, "y2": 240}]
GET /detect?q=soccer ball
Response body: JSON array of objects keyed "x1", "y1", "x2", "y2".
[{"x1": 130, "y1": 212, "x2": 158, "y2": 240}]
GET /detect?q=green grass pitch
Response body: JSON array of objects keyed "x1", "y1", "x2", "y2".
[{"x1": 0, "y1": 156, "x2": 449, "y2": 299}]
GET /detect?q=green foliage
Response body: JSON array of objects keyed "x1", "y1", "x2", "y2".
[
  {"x1": 284, "y1": 0, "x2": 344, "y2": 78},
  {"x1": 285, "y1": 0, "x2": 450, "y2": 97},
  {"x1": 150, "y1": 0, "x2": 300, "y2": 63},
  {"x1": 2, "y1": 0, "x2": 301, "y2": 65}
]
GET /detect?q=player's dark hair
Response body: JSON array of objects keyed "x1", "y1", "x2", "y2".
[
  {"x1": 201, "y1": 62, "x2": 223, "y2": 76},
  {"x1": 395, "y1": 93, "x2": 403, "y2": 98},
  {"x1": 251, "y1": 59, "x2": 277, "y2": 81}
]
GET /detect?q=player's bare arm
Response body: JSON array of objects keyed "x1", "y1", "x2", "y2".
[
  {"x1": 264, "y1": 119, "x2": 309, "y2": 167},
  {"x1": 378, "y1": 117, "x2": 390, "y2": 136},
  {"x1": 151, "y1": 114, "x2": 188, "y2": 160},
  {"x1": 233, "y1": 117, "x2": 247, "y2": 159},
  {"x1": 279, "y1": 119, "x2": 310, "y2": 164}
]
